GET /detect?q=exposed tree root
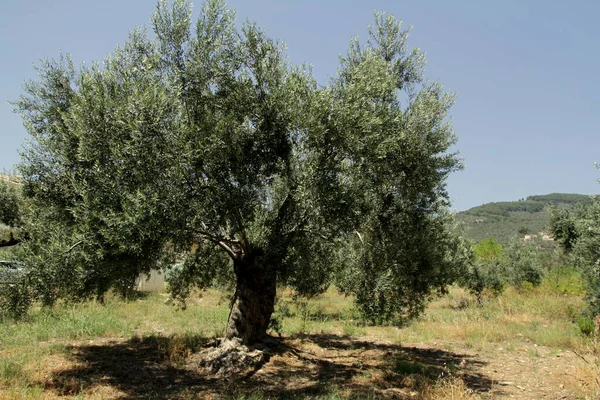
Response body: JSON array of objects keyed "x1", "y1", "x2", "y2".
[{"x1": 196, "y1": 338, "x2": 271, "y2": 377}]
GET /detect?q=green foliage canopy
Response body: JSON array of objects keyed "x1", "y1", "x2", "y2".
[{"x1": 11, "y1": 0, "x2": 465, "y2": 332}]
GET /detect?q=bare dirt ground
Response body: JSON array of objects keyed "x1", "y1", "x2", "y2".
[
  {"x1": 41, "y1": 334, "x2": 591, "y2": 399},
  {"x1": 403, "y1": 340, "x2": 586, "y2": 399}
]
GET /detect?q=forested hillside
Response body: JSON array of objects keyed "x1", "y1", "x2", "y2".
[{"x1": 456, "y1": 193, "x2": 595, "y2": 244}]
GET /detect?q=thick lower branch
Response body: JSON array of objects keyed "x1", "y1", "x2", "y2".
[{"x1": 196, "y1": 231, "x2": 240, "y2": 260}]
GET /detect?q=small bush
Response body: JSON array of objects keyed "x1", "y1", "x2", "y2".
[
  {"x1": 577, "y1": 315, "x2": 595, "y2": 336},
  {"x1": 458, "y1": 238, "x2": 506, "y2": 304},
  {"x1": 0, "y1": 281, "x2": 32, "y2": 321},
  {"x1": 542, "y1": 265, "x2": 586, "y2": 295},
  {"x1": 504, "y1": 241, "x2": 543, "y2": 288},
  {"x1": 459, "y1": 262, "x2": 505, "y2": 304}
]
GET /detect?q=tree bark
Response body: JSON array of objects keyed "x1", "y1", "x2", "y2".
[{"x1": 225, "y1": 253, "x2": 276, "y2": 345}]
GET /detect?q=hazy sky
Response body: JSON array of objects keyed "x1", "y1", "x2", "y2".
[{"x1": 1, "y1": 1, "x2": 598, "y2": 211}]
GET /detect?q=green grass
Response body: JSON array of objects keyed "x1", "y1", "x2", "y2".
[
  {"x1": 402, "y1": 285, "x2": 585, "y2": 349},
  {"x1": 271, "y1": 291, "x2": 364, "y2": 337},
  {"x1": 0, "y1": 291, "x2": 230, "y2": 346}
]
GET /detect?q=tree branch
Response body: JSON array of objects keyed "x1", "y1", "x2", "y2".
[
  {"x1": 197, "y1": 230, "x2": 239, "y2": 260},
  {"x1": 230, "y1": 208, "x2": 250, "y2": 255},
  {"x1": 62, "y1": 240, "x2": 84, "y2": 255},
  {"x1": 215, "y1": 240, "x2": 237, "y2": 260},
  {"x1": 275, "y1": 192, "x2": 292, "y2": 227}
]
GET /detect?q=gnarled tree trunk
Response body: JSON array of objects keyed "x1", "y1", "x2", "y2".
[{"x1": 225, "y1": 253, "x2": 276, "y2": 345}]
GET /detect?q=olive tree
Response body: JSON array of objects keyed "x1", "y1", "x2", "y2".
[
  {"x1": 458, "y1": 238, "x2": 505, "y2": 303},
  {"x1": 0, "y1": 179, "x2": 24, "y2": 248},
  {"x1": 551, "y1": 201, "x2": 600, "y2": 314},
  {"x1": 13, "y1": 0, "x2": 464, "y2": 344},
  {"x1": 0, "y1": 180, "x2": 21, "y2": 229}
]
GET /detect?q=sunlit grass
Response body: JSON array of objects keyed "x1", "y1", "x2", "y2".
[{"x1": 402, "y1": 286, "x2": 585, "y2": 350}]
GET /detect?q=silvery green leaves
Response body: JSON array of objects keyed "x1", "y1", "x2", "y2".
[
  {"x1": 12, "y1": 1, "x2": 466, "y2": 332},
  {"x1": 324, "y1": 13, "x2": 463, "y2": 322}
]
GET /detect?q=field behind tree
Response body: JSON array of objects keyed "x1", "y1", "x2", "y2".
[{"x1": 1, "y1": 270, "x2": 598, "y2": 400}]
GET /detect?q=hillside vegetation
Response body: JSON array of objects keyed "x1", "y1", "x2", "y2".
[{"x1": 456, "y1": 193, "x2": 595, "y2": 245}]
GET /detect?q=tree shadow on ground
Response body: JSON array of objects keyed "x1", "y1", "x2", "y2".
[
  {"x1": 309, "y1": 333, "x2": 493, "y2": 391},
  {"x1": 44, "y1": 334, "x2": 218, "y2": 399},
  {"x1": 247, "y1": 333, "x2": 497, "y2": 399},
  {"x1": 45, "y1": 333, "x2": 498, "y2": 399}
]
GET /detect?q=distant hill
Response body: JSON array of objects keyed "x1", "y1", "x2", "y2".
[{"x1": 456, "y1": 193, "x2": 596, "y2": 245}]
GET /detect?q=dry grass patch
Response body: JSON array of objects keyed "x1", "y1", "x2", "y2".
[{"x1": 421, "y1": 377, "x2": 478, "y2": 400}]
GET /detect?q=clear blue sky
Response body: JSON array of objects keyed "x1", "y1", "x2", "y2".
[{"x1": 1, "y1": 1, "x2": 599, "y2": 211}]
